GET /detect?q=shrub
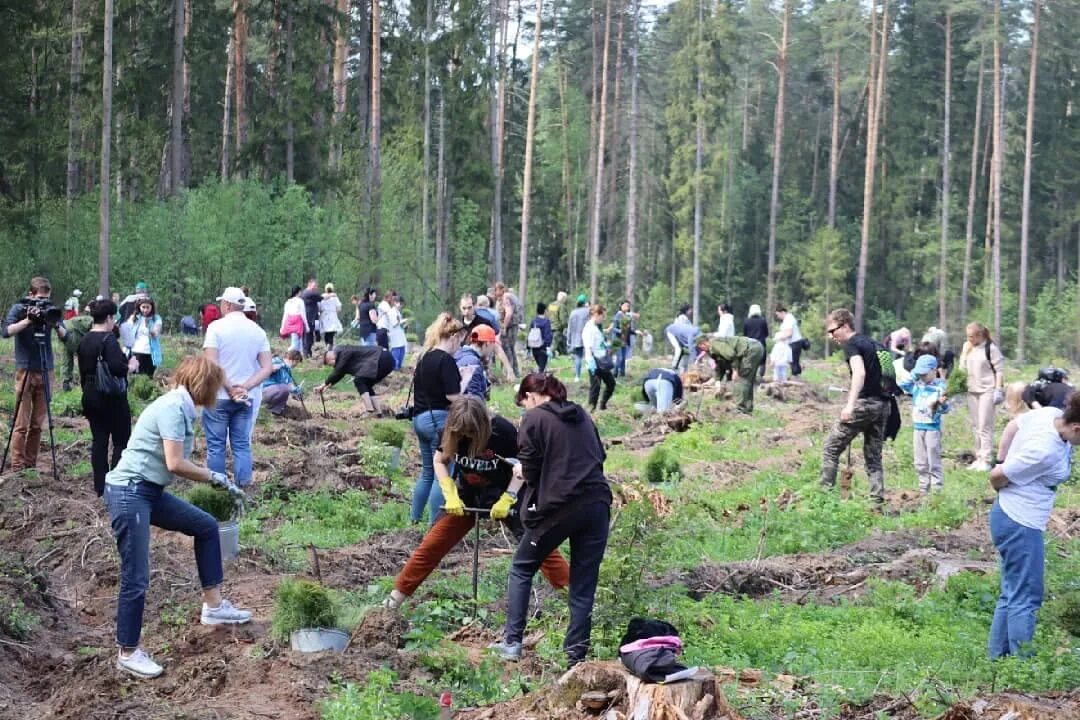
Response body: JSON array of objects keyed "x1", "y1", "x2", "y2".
[
  {"x1": 129, "y1": 374, "x2": 162, "y2": 401},
  {"x1": 644, "y1": 446, "x2": 682, "y2": 483},
  {"x1": 946, "y1": 368, "x2": 968, "y2": 396},
  {"x1": 369, "y1": 420, "x2": 406, "y2": 448},
  {"x1": 187, "y1": 485, "x2": 237, "y2": 522},
  {"x1": 271, "y1": 578, "x2": 338, "y2": 640}
]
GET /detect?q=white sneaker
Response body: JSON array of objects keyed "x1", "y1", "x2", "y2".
[
  {"x1": 201, "y1": 599, "x2": 253, "y2": 625},
  {"x1": 117, "y1": 647, "x2": 164, "y2": 679},
  {"x1": 967, "y1": 461, "x2": 991, "y2": 472}
]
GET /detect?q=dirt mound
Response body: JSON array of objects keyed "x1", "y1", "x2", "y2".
[
  {"x1": 682, "y1": 522, "x2": 994, "y2": 602},
  {"x1": 941, "y1": 689, "x2": 1080, "y2": 720},
  {"x1": 350, "y1": 607, "x2": 409, "y2": 652},
  {"x1": 320, "y1": 528, "x2": 422, "y2": 590}
]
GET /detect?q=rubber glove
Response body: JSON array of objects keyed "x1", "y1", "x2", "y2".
[
  {"x1": 992, "y1": 388, "x2": 1005, "y2": 406},
  {"x1": 209, "y1": 471, "x2": 245, "y2": 501},
  {"x1": 490, "y1": 492, "x2": 515, "y2": 520},
  {"x1": 438, "y1": 475, "x2": 466, "y2": 516}
]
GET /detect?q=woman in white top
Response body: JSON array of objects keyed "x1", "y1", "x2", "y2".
[
  {"x1": 714, "y1": 303, "x2": 735, "y2": 338},
  {"x1": 280, "y1": 286, "x2": 308, "y2": 353},
  {"x1": 960, "y1": 322, "x2": 1005, "y2": 471},
  {"x1": 987, "y1": 392, "x2": 1080, "y2": 658},
  {"x1": 386, "y1": 294, "x2": 408, "y2": 369},
  {"x1": 375, "y1": 290, "x2": 394, "y2": 349},
  {"x1": 319, "y1": 284, "x2": 343, "y2": 350}
]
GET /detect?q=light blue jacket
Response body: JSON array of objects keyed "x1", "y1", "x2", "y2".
[{"x1": 898, "y1": 377, "x2": 950, "y2": 431}]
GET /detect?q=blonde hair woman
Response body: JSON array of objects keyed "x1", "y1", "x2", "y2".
[
  {"x1": 959, "y1": 322, "x2": 1005, "y2": 471},
  {"x1": 104, "y1": 356, "x2": 251, "y2": 680},
  {"x1": 410, "y1": 313, "x2": 464, "y2": 523}
]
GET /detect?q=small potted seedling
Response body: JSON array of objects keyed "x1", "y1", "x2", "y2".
[
  {"x1": 644, "y1": 446, "x2": 683, "y2": 484},
  {"x1": 272, "y1": 578, "x2": 348, "y2": 653},
  {"x1": 369, "y1": 420, "x2": 406, "y2": 471},
  {"x1": 187, "y1": 485, "x2": 242, "y2": 562}
]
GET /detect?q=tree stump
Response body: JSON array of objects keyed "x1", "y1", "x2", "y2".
[{"x1": 554, "y1": 662, "x2": 743, "y2": 720}]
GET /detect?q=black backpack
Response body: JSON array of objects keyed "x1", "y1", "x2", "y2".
[{"x1": 874, "y1": 342, "x2": 901, "y2": 397}]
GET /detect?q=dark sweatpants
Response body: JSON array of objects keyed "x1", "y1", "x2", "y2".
[
  {"x1": 504, "y1": 501, "x2": 610, "y2": 665},
  {"x1": 84, "y1": 399, "x2": 132, "y2": 497},
  {"x1": 588, "y1": 368, "x2": 616, "y2": 410}
]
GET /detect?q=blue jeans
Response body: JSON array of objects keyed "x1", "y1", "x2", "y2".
[
  {"x1": 989, "y1": 500, "x2": 1045, "y2": 659},
  {"x1": 105, "y1": 481, "x2": 222, "y2": 648},
  {"x1": 505, "y1": 501, "x2": 610, "y2": 664},
  {"x1": 411, "y1": 409, "x2": 448, "y2": 524},
  {"x1": 391, "y1": 346, "x2": 406, "y2": 370},
  {"x1": 289, "y1": 333, "x2": 303, "y2": 352},
  {"x1": 614, "y1": 344, "x2": 631, "y2": 377},
  {"x1": 572, "y1": 347, "x2": 584, "y2": 380},
  {"x1": 644, "y1": 377, "x2": 675, "y2": 412},
  {"x1": 203, "y1": 398, "x2": 254, "y2": 486}
]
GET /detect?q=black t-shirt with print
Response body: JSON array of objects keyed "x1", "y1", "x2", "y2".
[
  {"x1": 440, "y1": 415, "x2": 518, "y2": 507},
  {"x1": 843, "y1": 333, "x2": 884, "y2": 400}
]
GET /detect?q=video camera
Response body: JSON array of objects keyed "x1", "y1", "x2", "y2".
[
  {"x1": 21, "y1": 297, "x2": 63, "y2": 328},
  {"x1": 1036, "y1": 367, "x2": 1069, "y2": 384}
]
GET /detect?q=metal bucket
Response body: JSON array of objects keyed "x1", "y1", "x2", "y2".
[
  {"x1": 290, "y1": 628, "x2": 350, "y2": 653},
  {"x1": 218, "y1": 521, "x2": 240, "y2": 563}
]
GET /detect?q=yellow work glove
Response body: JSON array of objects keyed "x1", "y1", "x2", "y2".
[
  {"x1": 438, "y1": 475, "x2": 466, "y2": 516},
  {"x1": 490, "y1": 492, "x2": 516, "y2": 520}
]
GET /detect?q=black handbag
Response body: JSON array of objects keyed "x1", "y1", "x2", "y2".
[
  {"x1": 95, "y1": 337, "x2": 127, "y2": 395},
  {"x1": 595, "y1": 353, "x2": 615, "y2": 372},
  {"x1": 395, "y1": 355, "x2": 418, "y2": 420}
]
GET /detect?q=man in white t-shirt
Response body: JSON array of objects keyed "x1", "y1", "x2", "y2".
[
  {"x1": 202, "y1": 287, "x2": 272, "y2": 487},
  {"x1": 774, "y1": 304, "x2": 804, "y2": 378}
]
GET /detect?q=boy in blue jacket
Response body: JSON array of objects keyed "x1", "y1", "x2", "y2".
[
  {"x1": 899, "y1": 354, "x2": 950, "y2": 493},
  {"x1": 261, "y1": 350, "x2": 303, "y2": 416}
]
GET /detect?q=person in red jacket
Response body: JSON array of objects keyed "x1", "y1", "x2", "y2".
[{"x1": 200, "y1": 302, "x2": 222, "y2": 333}]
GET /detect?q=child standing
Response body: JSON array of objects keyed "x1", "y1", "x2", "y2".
[
  {"x1": 769, "y1": 332, "x2": 792, "y2": 383},
  {"x1": 899, "y1": 354, "x2": 950, "y2": 493}
]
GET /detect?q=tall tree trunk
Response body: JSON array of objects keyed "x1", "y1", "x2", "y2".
[
  {"x1": 285, "y1": 1, "x2": 295, "y2": 182},
  {"x1": 585, "y1": 0, "x2": 600, "y2": 261},
  {"x1": 827, "y1": 50, "x2": 840, "y2": 229},
  {"x1": 488, "y1": 0, "x2": 499, "y2": 272},
  {"x1": 991, "y1": 0, "x2": 1003, "y2": 341},
  {"x1": 436, "y1": 90, "x2": 448, "y2": 299},
  {"x1": 691, "y1": 0, "x2": 706, "y2": 321},
  {"x1": 66, "y1": 0, "x2": 84, "y2": 203},
  {"x1": 765, "y1": 0, "x2": 790, "y2": 317},
  {"x1": 422, "y1": 0, "x2": 433, "y2": 264},
  {"x1": 518, "y1": 0, "x2": 544, "y2": 309},
  {"x1": 589, "y1": 0, "x2": 613, "y2": 302},
  {"x1": 167, "y1": 0, "x2": 185, "y2": 196},
  {"x1": 624, "y1": 0, "x2": 640, "y2": 301},
  {"x1": 263, "y1": 0, "x2": 281, "y2": 179},
  {"x1": 1017, "y1": 0, "x2": 1040, "y2": 362},
  {"x1": 559, "y1": 58, "x2": 576, "y2": 291},
  {"x1": 329, "y1": 0, "x2": 349, "y2": 171},
  {"x1": 491, "y1": 0, "x2": 510, "y2": 281},
  {"x1": 939, "y1": 11, "x2": 951, "y2": 329},
  {"x1": 99, "y1": 0, "x2": 114, "y2": 297},
  {"x1": 221, "y1": 37, "x2": 233, "y2": 180},
  {"x1": 855, "y1": 0, "x2": 887, "y2": 330},
  {"x1": 605, "y1": 0, "x2": 625, "y2": 243},
  {"x1": 960, "y1": 47, "x2": 984, "y2": 321},
  {"x1": 233, "y1": 0, "x2": 249, "y2": 157},
  {"x1": 369, "y1": 0, "x2": 382, "y2": 269}
]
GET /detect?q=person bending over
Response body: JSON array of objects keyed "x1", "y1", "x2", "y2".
[
  {"x1": 641, "y1": 368, "x2": 683, "y2": 413},
  {"x1": 490, "y1": 373, "x2": 611, "y2": 668},
  {"x1": 384, "y1": 395, "x2": 569, "y2": 609},
  {"x1": 261, "y1": 350, "x2": 304, "y2": 416},
  {"x1": 313, "y1": 345, "x2": 395, "y2": 414},
  {"x1": 104, "y1": 356, "x2": 251, "y2": 679}
]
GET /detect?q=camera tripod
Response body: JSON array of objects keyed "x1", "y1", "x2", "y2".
[{"x1": 1, "y1": 327, "x2": 61, "y2": 482}]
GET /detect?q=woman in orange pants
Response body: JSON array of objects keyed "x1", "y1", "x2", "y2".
[{"x1": 385, "y1": 395, "x2": 569, "y2": 607}]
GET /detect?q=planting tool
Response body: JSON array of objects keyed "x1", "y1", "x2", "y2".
[
  {"x1": 456, "y1": 506, "x2": 517, "y2": 622},
  {"x1": 840, "y1": 445, "x2": 853, "y2": 500},
  {"x1": 318, "y1": 387, "x2": 329, "y2": 418}
]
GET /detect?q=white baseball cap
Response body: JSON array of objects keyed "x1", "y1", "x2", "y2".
[
  {"x1": 73, "y1": 289, "x2": 82, "y2": 297},
  {"x1": 217, "y1": 287, "x2": 247, "y2": 305},
  {"x1": 243, "y1": 298, "x2": 257, "y2": 312}
]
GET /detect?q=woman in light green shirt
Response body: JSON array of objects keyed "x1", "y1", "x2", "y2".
[{"x1": 104, "y1": 356, "x2": 252, "y2": 680}]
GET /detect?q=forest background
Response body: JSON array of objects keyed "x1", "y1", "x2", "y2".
[{"x1": 0, "y1": 0, "x2": 1077, "y2": 361}]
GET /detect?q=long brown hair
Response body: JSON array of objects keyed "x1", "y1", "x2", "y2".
[
  {"x1": 423, "y1": 312, "x2": 463, "y2": 350},
  {"x1": 172, "y1": 356, "x2": 226, "y2": 408},
  {"x1": 441, "y1": 395, "x2": 492, "y2": 459}
]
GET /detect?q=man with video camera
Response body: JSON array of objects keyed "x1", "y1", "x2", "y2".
[{"x1": 3, "y1": 277, "x2": 67, "y2": 472}]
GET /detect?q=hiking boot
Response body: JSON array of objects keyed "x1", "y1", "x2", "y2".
[
  {"x1": 117, "y1": 647, "x2": 164, "y2": 679},
  {"x1": 62, "y1": 379, "x2": 71, "y2": 392},
  {"x1": 488, "y1": 640, "x2": 522, "y2": 662},
  {"x1": 200, "y1": 599, "x2": 253, "y2": 626}
]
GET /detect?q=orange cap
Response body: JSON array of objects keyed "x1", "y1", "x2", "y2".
[{"x1": 471, "y1": 324, "x2": 497, "y2": 343}]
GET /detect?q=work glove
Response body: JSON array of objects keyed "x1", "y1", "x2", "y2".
[
  {"x1": 437, "y1": 475, "x2": 466, "y2": 516},
  {"x1": 490, "y1": 492, "x2": 515, "y2": 520},
  {"x1": 992, "y1": 388, "x2": 1005, "y2": 406},
  {"x1": 209, "y1": 471, "x2": 245, "y2": 501}
]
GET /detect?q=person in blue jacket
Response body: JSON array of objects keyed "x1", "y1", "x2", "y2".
[{"x1": 526, "y1": 303, "x2": 553, "y2": 373}]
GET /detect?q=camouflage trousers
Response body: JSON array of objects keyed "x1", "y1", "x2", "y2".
[{"x1": 820, "y1": 397, "x2": 890, "y2": 502}]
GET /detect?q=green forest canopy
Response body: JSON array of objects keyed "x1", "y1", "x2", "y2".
[{"x1": 0, "y1": 0, "x2": 1077, "y2": 358}]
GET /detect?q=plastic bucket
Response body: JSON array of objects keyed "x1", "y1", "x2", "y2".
[
  {"x1": 290, "y1": 628, "x2": 350, "y2": 653},
  {"x1": 388, "y1": 447, "x2": 402, "y2": 472},
  {"x1": 218, "y1": 521, "x2": 240, "y2": 563}
]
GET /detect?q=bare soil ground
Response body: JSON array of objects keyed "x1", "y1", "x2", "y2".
[{"x1": 0, "y1": 367, "x2": 1076, "y2": 720}]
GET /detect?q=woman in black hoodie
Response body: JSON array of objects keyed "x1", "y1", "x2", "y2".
[{"x1": 490, "y1": 373, "x2": 612, "y2": 667}]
